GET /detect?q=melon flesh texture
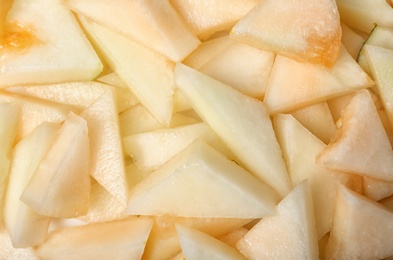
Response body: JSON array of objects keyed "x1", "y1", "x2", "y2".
[
  {"x1": 126, "y1": 141, "x2": 279, "y2": 218},
  {"x1": 79, "y1": 16, "x2": 174, "y2": 126},
  {"x1": 4, "y1": 122, "x2": 59, "y2": 248},
  {"x1": 236, "y1": 181, "x2": 319, "y2": 260},
  {"x1": 274, "y1": 113, "x2": 362, "y2": 239},
  {"x1": 365, "y1": 45, "x2": 393, "y2": 128},
  {"x1": 170, "y1": 0, "x2": 259, "y2": 39},
  {"x1": 176, "y1": 224, "x2": 246, "y2": 260},
  {"x1": 326, "y1": 186, "x2": 393, "y2": 259},
  {"x1": 81, "y1": 88, "x2": 128, "y2": 208},
  {"x1": 0, "y1": 0, "x2": 102, "y2": 87},
  {"x1": 66, "y1": 0, "x2": 200, "y2": 62},
  {"x1": 317, "y1": 89, "x2": 393, "y2": 181},
  {"x1": 231, "y1": 0, "x2": 342, "y2": 66},
  {"x1": 0, "y1": 91, "x2": 73, "y2": 143},
  {"x1": 20, "y1": 113, "x2": 91, "y2": 218},
  {"x1": 143, "y1": 216, "x2": 251, "y2": 260},
  {"x1": 0, "y1": 102, "x2": 19, "y2": 226},
  {"x1": 174, "y1": 63, "x2": 291, "y2": 197},
  {"x1": 263, "y1": 46, "x2": 374, "y2": 114},
  {"x1": 36, "y1": 217, "x2": 153, "y2": 260},
  {"x1": 0, "y1": 229, "x2": 38, "y2": 260}
]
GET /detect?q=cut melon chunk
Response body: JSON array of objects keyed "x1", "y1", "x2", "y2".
[
  {"x1": 4, "y1": 122, "x2": 58, "y2": 248},
  {"x1": 0, "y1": 102, "x2": 19, "y2": 225},
  {"x1": 20, "y1": 113, "x2": 90, "y2": 218},
  {"x1": 36, "y1": 217, "x2": 153, "y2": 260},
  {"x1": 336, "y1": 0, "x2": 393, "y2": 33},
  {"x1": 79, "y1": 16, "x2": 174, "y2": 126},
  {"x1": 231, "y1": 0, "x2": 342, "y2": 65},
  {"x1": 176, "y1": 224, "x2": 246, "y2": 260},
  {"x1": 340, "y1": 23, "x2": 366, "y2": 60},
  {"x1": 236, "y1": 181, "x2": 319, "y2": 260},
  {"x1": 170, "y1": 0, "x2": 259, "y2": 39},
  {"x1": 143, "y1": 216, "x2": 251, "y2": 260},
  {"x1": 290, "y1": 101, "x2": 336, "y2": 144},
  {"x1": 274, "y1": 113, "x2": 361, "y2": 239},
  {"x1": 362, "y1": 176, "x2": 393, "y2": 201},
  {"x1": 0, "y1": 0, "x2": 102, "y2": 87},
  {"x1": 126, "y1": 141, "x2": 279, "y2": 218},
  {"x1": 81, "y1": 88, "x2": 128, "y2": 208},
  {"x1": 326, "y1": 186, "x2": 393, "y2": 259},
  {"x1": 263, "y1": 46, "x2": 373, "y2": 114},
  {"x1": 175, "y1": 63, "x2": 291, "y2": 197},
  {"x1": 0, "y1": 91, "x2": 73, "y2": 142},
  {"x1": 365, "y1": 45, "x2": 393, "y2": 128},
  {"x1": 317, "y1": 89, "x2": 393, "y2": 181},
  {"x1": 66, "y1": 0, "x2": 200, "y2": 62}
]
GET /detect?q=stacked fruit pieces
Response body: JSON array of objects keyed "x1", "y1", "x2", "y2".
[{"x1": 1, "y1": 0, "x2": 393, "y2": 259}]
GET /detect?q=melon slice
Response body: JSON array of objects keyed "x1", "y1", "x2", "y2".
[
  {"x1": 170, "y1": 0, "x2": 259, "y2": 39},
  {"x1": 365, "y1": 45, "x2": 393, "y2": 128},
  {"x1": 317, "y1": 89, "x2": 393, "y2": 181},
  {"x1": 274, "y1": 113, "x2": 361, "y2": 239},
  {"x1": 66, "y1": 0, "x2": 199, "y2": 62},
  {"x1": 0, "y1": 102, "x2": 19, "y2": 225},
  {"x1": 236, "y1": 181, "x2": 319, "y2": 259},
  {"x1": 126, "y1": 141, "x2": 279, "y2": 218},
  {"x1": 231, "y1": 0, "x2": 342, "y2": 65},
  {"x1": 20, "y1": 113, "x2": 90, "y2": 218},
  {"x1": 176, "y1": 224, "x2": 246, "y2": 260},
  {"x1": 4, "y1": 122, "x2": 58, "y2": 248},
  {"x1": 0, "y1": 0, "x2": 102, "y2": 87},
  {"x1": 174, "y1": 63, "x2": 291, "y2": 197},
  {"x1": 36, "y1": 217, "x2": 153, "y2": 260},
  {"x1": 81, "y1": 88, "x2": 128, "y2": 208},
  {"x1": 263, "y1": 46, "x2": 373, "y2": 114},
  {"x1": 326, "y1": 186, "x2": 393, "y2": 259},
  {"x1": 79, "y1": 16, "x2": 174, "y2": 126}
]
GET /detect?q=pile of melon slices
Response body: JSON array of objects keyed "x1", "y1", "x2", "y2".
[{"x1": 1, "y1": 0, "x2": 393, "y2": 259}]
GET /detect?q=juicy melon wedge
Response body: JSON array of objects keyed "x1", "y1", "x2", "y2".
[
  {"x1": 126, "y1": 141, "x2": 279, "y2": 218},
  {"x1": 20, "y1": 112, "x2": 90, "y2": 218},
  {"x1": 326, "y1": 186, "x2": 393, "y2": 259},
  {"x1": 0, "y1": 0, "x2": 103, "y2": 87},
  {"x1": 236, "y1": 181, "x2": 319, "y2": 259},
  {"x1": 176, "y1": 224, "x2": 246, "y2": 260},
  {"x1": 230, "y1": 0, "x2": 342, "y2": 65},
  {"x1": 35, "y1": 217, "x2": 153, "y2": 260},
  {"x1": 174, "y1": 62, "x2": 291, "y2": 197},
  {"x1": 317, "y1": 89, "x2": 393, "y2": 181}
]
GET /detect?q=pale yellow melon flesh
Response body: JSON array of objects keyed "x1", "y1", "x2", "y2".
[
  {"x1": 317, "y1": 89, "x2": 393, "y2": 181},
  {"x1": 326, "y1": 186, "x2": 393, "y2": 259},
  {"x1": 231, "y1": 0, "x2": 342, "y2": 65},
  {"x1": 174, "y1": 63, "x2": 291, "y2": 197}
]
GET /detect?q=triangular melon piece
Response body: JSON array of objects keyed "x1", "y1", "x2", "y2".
[
  {"x1": 0, "y1": 0, "x2": 102, "y2": 87},
  {"x1": 362, "y1": 176, "x2": 393, "y2": 201},
  {"x1": 236, "y1": 181, "x2": 319, "y2": 259},
  {"x1": 171, "y1": 0, "x2": 259, "y2": 39},
  {"x1": 65, "y1": 0, "x2": 199, "y2": 62},
  {"x1": 126, "y1": 141, "x2": 279, "y2": 218},
  {"x1": 326, "y1": 186, "x2": 393, "y2": 259},
  {"x1": 36, "y1": 217, "x2": 153, "y2": 260},
  {"x1": 274, "y1": 113, "x2": 362, "y2": 239},
  {"x1": 174, "y1": 63, "x2": 291, "y2": 197},
  {"x1": 20, "y1": 113, "x2": 90, "y2": 218},
  {"x1": 0, "y1": 102, "x2": 19, "y2": 225},
  {"x1": 81, "y1": 88, "x2": 128, "y2": 208},
  {"x1": 317, "y1": 89, "x2": 393, "y2": 181},
  {"x1": 365, "y1": 45, "x2": 393, "y2": 128},
  {"x1": 79, "y1": 16, "x2": 174, "y2": 126},
  {"x1": 263, "y1": 46, "x2": 374, "y2": 114},
  {"x1": 143, "y1": 216, "x2": 251, "y2": 260},
  {"x1": 0, "y1": 91, "x2": 74, "y2": 143},
  {"x1": 4, "y1": 122, "x2": 58, "y2": 248},
  {"x1": 231, "y1": 0, "x2": 342, "y2": 65},
  {"x1": 176, "y1": 224, "x2": 246, "y2": 260}
]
